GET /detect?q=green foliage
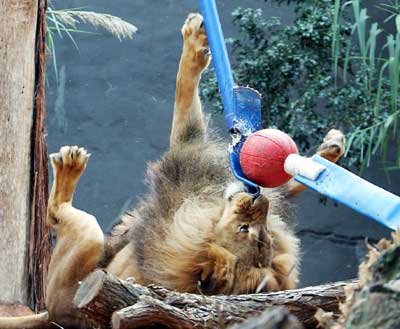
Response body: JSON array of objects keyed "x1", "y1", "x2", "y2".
[
  {"x1": 201, "y1": 0, "x2": 400, "y2": 171},
  {"x1": 334, "y1": 0, "x2": 400, "y2": 171},
  {"x1": 377, "y1": 0, "x2": 400, "y2": 23}
]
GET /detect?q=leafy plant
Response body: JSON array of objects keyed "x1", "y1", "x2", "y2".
[
  {"x1": 333, "y1": 0, "x2": 400, "y2": 171},
  {"x1": 46, "y1": 5, "x2": 137, "y2": 82},
  {"x1": 377, "y1": 0, "x2": 400, "y2": 23},
  {"x1": 201, "y1": 0, "x2": 400, "y2": 172}
]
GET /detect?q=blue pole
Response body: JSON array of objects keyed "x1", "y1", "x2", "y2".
[{"x1": 199, "y1": 0, "x2": 236, "y2": 131}]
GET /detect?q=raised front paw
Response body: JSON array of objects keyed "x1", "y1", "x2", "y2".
[
  {"x1": 317, "y1": 129, "x2": 345, "y2": 163},
  {"x1": 181, "y1": 13, "x2": 210, "y2": 70},
  {"x1": 50, "y1": 145, "x2": 90, "y2": 177},
  {"x1": 48, "y1": 146, "x2": 90, "y2": 225}
]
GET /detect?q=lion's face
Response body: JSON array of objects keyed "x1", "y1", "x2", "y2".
[
  {"x1": 215, "y1": 184, "x2": 272, "y2": 268},
  {"x1": 199, "y1": 183, "x2": 275, "y2": 294}
]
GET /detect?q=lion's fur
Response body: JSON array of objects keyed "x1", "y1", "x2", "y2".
[
  {"x1": 103, "y1": 135, "x2": 300, "y2": 294},
  {"x1": 0, "y1": 12, "x2": 345, "y2": 329},
  {"x1": 100, "y1": 13, "x2": 302, "y2": 295}
]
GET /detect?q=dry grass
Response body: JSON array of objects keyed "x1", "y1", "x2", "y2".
[{"x1": 53, "y1": 10, "x2": 138, "y2": 40}]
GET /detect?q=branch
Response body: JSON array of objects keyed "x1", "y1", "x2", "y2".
[
  {"x1": 73, "y1": 270, "x2": 355, "y2": 328},
  {"x1": 112, "y1": 296, "x2": 195, "y2": 329},
  {"x1": 229, "y1": 306, "x2": 302, "y2": 329}
]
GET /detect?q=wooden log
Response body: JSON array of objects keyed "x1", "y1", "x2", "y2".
[
  {"x1": 0, "y1": 0, "x2": 39, "y2": 305},
  {"x1": 74, "y1": 270, "x2": 355, "y2": 329},
  {"x1": 112, "y1": 296, "x2": 195, "y2": 329},
  {"x1": 229, "y1": 306, "x2": 303, "y2": 329},
  {"x1": 112, "y1": 302, "x2": 303, "y2": 329}
]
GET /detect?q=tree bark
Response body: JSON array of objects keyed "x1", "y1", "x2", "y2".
[
  {"x1": 29, "y1": 0, "x2": 52, "y2": 312},
  {"x1": 112, "y1": 302, "x2": 303, "y2": 329},
  {"x1": 0, "y1": 0, "x2": 39, "y2": 305},
  {"x1": 229, "y1": 306, "x2": 303, "y2": 329},
  {"x1": 74, "y1": 270, "x2": 354, "y2": 329},
  {"x1": 111, "y1": 296, "x2": 196, "y2": 329},
  {"x1": 344, "y1": 245, "x2": 400, "y2": 329}
]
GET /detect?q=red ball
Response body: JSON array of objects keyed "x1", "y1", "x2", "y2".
[{"x1": 240, "y1": 129, "x2": 298, "y2": 188}]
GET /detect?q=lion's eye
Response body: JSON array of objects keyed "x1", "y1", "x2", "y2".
[{"x1": 239, "y1": 224, "x2": 249, "y2": 233}]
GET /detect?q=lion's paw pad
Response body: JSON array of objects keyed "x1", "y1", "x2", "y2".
[{"x1": 50, "y1": 146, "x2": 90, "y2": 172}]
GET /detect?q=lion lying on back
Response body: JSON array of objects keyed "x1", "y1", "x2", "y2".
[{"x1": 0, "y1": 13, "x2": 344, "y2": 329}]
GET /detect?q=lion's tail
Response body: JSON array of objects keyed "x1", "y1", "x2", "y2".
[{"x1": 0, "y1": 312, "x2": 51, "y2": 329}]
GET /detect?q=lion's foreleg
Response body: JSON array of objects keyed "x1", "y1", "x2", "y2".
[
  {"x1": 45, "y1": 146, "x2": 104, "y2": 324},
  {"x1": 169, "y1": 14, "x2": 210, "y2": 147}
]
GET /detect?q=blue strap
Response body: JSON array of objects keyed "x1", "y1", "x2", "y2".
[{"x1": 295, "y1": 155, "x2": 400, "y2": 230}]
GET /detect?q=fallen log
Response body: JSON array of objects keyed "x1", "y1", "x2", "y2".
[
  {"x1": 112, "y1": 303, "x2": 303, "y2": 329},
  {"x1": 111, "y1": 296, "x2": 196, "y2": 329},
  {"x1": 74, "y1": 270, "x2": 355, "y2": 329},
  {"x1": 229, "y1": 306, "x2": 303, "y2": 329}
]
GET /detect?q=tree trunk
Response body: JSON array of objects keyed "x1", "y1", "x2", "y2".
[
  {"x1": 0, "y1": 0, "x2": 40, "y2": 305},
  {"x1": 74, "y1": 270, "x2": 354, "y2": 329}
]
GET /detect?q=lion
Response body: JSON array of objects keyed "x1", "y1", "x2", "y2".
[{"x1": 0, "y1": 13, "x2": 344, "y2": 329}]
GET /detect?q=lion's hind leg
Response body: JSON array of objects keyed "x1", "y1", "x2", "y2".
[{"x1": 45, "y1": 146, "x2": 104, "y2": 326}]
